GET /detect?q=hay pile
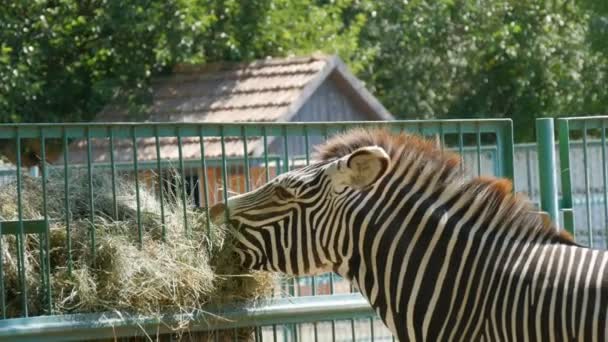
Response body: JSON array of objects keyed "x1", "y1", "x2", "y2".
[{"x1": 0, "y1": 168, "x2": 274, "y2": 323}]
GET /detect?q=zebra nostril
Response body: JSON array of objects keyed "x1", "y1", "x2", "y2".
[{"x1": 209, "y1": 203, "x2": 226, "y2": 224}]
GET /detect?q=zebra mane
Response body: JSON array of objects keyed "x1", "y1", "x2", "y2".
[
  {"x1": 316, "y1": 128, "x2": 461, "y2": 168},
  {"x1": 317, "y1": 128, "x2": 577, "y2": 246}
]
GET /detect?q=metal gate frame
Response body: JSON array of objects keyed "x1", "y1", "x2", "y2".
[
  {"x1": 538, "y1": 116, "x2": 608, "y2": 248},
  {"x1": 0, "y1": 119, "x2": 514, "y2": 341}
]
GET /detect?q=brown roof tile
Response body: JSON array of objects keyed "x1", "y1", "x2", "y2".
[
  {"x1": 67, "y1": 55, "x2": 391, "y2": 163},
  {"x1": 96, "y1": 55, "x2": 330, "y2": 124}
]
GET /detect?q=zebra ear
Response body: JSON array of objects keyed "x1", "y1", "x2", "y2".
[{"x1": 341, "y1": 146, "x2": 391, "y2": 189}]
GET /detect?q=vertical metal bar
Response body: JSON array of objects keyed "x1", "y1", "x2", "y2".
[
  {"x1": 370, "y1": 317, "x2": 375, "y2": 341},
  {"x1": 326, "y1": 125, "x2": 336, "y2": 341},
  {"x1": 536, "y1": 118, "x2": 559, "y2": 222},
  {"x1": 220, "y1": 126, "x2": 230, "y2": 222},
  {"x1": 351, "y1": 318, "x2": 356, "y2": 342},
  {"x1": 304, "y1": 125, "x2": 316, "y2": 299},
  {"x1": 438, "y1": 122, "x2": 445, "y2": 153},
  {"x1": 458, "y1": 123, "x2": 464, "y2": 173},
  {"x1": 154, "y1": 126, "x2": 166, "y2": 240},
  {"x1": 177, "y1": 129, "x2": 189, "y2": 235},
  {"x1": 323, "y1": 125, "x2": 336, "y2": 341},
  {"x1": 263, "y1": 127, "x2": 270, "y2": 182},
  {"x1": 602, "y1": 120, "x2": 608, "y2": 246},
  {"x1": 558, "y1": 119, "x2": 575, "y2": 235},
  {"x1": 39, "y1": 130, "x2": 52, "y2": 314},
  {"x1": 37, "y1": 159, "x2": 47, "y2": 314},
  {"x1": 500, "y1": 121, "x2": 516, "y2": 186},
  {"x1": 282, "y1": 126, "x2": 289, "y2": 174},
  {"x1": 304, "y1": 126, "x2": 310, "y2": 166},
  {"x1": 494, "y1": 131, "x2": 503, "y2": 178},
  {"x1": 86, "y1": 127, "x2": 96, "y2": 261},
  {"x1": 582, "y1": 122, "x2": 593, "y2": 245},
  {"x1": 199, "y1": 127, "x2": 211, "y2": 237},
  {"x1": 525, "y1": 147, "x2": 533, "y2": 197},
  {"x1": 209, "y1": 166, "x2": 217, "y2": 205},
  {"x1": 15, "y1": 129, "x2": 28, "y2": 316},
  {"x1": 62, "y1": 128, "x2": 72, "y2": 275},
  {"x1": 242, "y1": 126, "x2": 251, "y2": 192},
  {"x1": 0, "y1": 221, "x2": 4, "y2": 318},
  {"x1": 189, "y1": 168, "x2": 195, "y2": 204},
  {"x1": 272, "y1": 325, "x2": 277, "y2": 342},
  {"x1": 304, "y1": 126, "x2": 315, "y2": 334},
  {"x1": 108, "y1": 128, "x2": 118, "y2": 220},
  {"x1": 131, "y1": 126, "x2": 143, "y2": 247},
  {"x1": 476, "y1": 123, "x2": 482, "y2": 176},
  {"x1": 255, "y1": 326, "x2": 263, "y2": 342},
  {"x1": 325, "y1": 125, "x2": 336, "y2": 303}
]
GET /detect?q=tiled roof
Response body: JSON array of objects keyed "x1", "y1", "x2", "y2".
[
  {"x1": 67, "y1": 55, "x2": 391, "y2": 163},
  {"x1": 96, "y1": 55, "x2": 330, "y2": 124}
]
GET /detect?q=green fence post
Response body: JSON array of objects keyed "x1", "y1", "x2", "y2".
[
  {"x1": 536, "y1": 118, "x2": 559, "y2": 222},
  {"x1": 557, "y1": 119, "x2": 575, "y2": 235},
  {"x1": 500, "y1": 121, "x2": 515, "y2": 184},
  {"x1": 15, "y1": 128, "x2": 28, "y2": 317}
]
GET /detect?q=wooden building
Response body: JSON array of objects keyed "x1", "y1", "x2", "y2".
[{"x1": 66, "y1": 54, "x2": 393, "y2": 206}]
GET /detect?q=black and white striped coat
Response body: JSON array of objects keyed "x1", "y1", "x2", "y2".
[{"x1": 212, "y1": 129, "x2": 608, "y2": 341}]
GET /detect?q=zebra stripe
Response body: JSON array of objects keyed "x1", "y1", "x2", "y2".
[{"x1": 215, "y1": 130, "x2": 608, "y2": 341}]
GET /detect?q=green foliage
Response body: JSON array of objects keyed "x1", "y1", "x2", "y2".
[
  {"x1": 1, "y1": 0, "x2": 606, "y2": 141},
  {"x1": 358, "y1": 0, "x2": 608, "y2": 141},
  {"x1": 580, "y1": 0, "x2": 608, "y2": 55},
  {"x1": 0, "y1": 0, "x2": 206, "y2": 122},
  {"x1": 0, "y1": 0, "x2": 365, "y2": 124}
]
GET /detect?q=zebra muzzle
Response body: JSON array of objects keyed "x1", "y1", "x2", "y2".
[{"x1": 209, "y1": 202, "x2": 227, "y2": 224}]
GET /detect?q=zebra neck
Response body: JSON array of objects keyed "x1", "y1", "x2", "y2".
[{"x1": 333, "y1": 158, "x2": 571, "y2": 296}]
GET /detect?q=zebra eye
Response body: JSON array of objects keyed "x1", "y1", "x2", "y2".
[{"x1": 275, "y1": 186, "x2": 295, "y2": 200}]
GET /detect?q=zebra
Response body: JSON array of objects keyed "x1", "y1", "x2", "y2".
[{"x1": 210, "y1": 128, "x2": 608, "y2": 341}]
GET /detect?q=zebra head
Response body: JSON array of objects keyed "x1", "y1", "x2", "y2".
[{"x1": 210, "y1": 145, "x2": 391, "y2": 276}]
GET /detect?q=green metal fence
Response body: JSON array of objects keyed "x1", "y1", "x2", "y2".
[
  {"x1": 0, "y1": 120, "x2": 514, "y2": 341},
  {"x1": 556, "y1": 116, "x2": 608, "y2": 249}
]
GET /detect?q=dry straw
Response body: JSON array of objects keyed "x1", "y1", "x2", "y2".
[{"x1": 0, "y1": 167, "x2": 274, "y2": 333}]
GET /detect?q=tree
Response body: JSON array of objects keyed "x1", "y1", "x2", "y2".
[
  {"x1": 580, "y1": 0, "x2": 608, "y2": 57},
  {"x1": 0, "y1": 0, "x2": 367, "y2": 125},
  {"x1": 1, "y1": 0, "x2": 606, "y2": 144},
  {"x1": 0, "y1": 1, "x2": 208, "y2": 123},
  {"x1": 357, "y1": 0, "x2": 608, "y2": 141},
  {"x1": 0, "y1": 0, "x2": 369, "y2": 165}
]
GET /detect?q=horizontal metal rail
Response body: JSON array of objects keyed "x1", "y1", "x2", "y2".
[
  {"x1": 48, "y1": 156, "x2": 282, "y2": 171},
  {"x1": 556, "y1": 115, "x2": 608, "y2": 129},
  {"x1": 0, "y1": 119, "x2": 511, "y2": 138},
  {"x1": 0, "y1": 294, "x2": 374, "y2": 342}
]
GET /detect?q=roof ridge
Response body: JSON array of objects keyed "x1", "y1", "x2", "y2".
[{"x1": 172, "y1": 54, "x2": 331, "y2": 74}]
